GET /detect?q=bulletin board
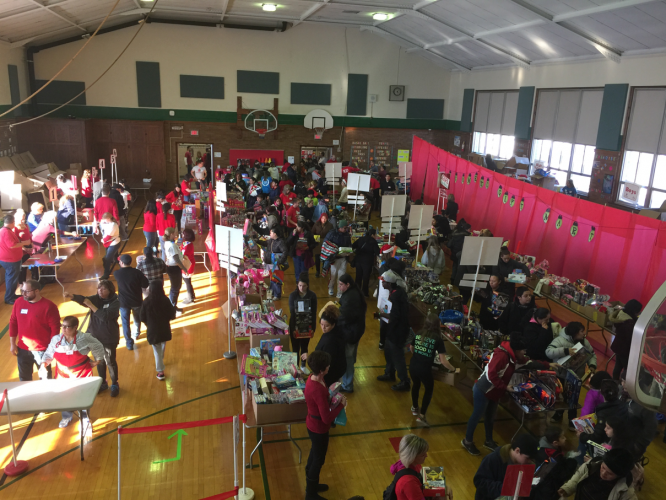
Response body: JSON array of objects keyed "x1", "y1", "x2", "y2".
[
  {"x1": 371, "y1": 142, "x2": 393, "y2": 168},
  {"x1": 589, "y1": 149, "x2": 621, "y2": 204},
  {"x1": 350, "y1": 141, "x2": 369, "y2": 168}
]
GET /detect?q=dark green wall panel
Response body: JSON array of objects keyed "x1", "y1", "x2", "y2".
[
  {"x1": 136, "y1": 61, "x2": 161, "y2": 108},
  {"x1": 237, "y1": 70, "x2": 279, "y2": 94},
  {"x1": 7, "y1": 65, "x2": 21, "y2": 116},
  {"x1": 291, "y1": 83, "x2": 331, "y2": 105},
  {"x1": 514, "y1": 86, "x2": 535, "y2": 140},
  {"x1": 347, "y1": 74, "x2": 368, "y2": 116},
  {"x1": 460, "y1": 88, "x2": 474, "y2": 132},
  {"x1": 34, "y1": 79, "x2": 86, "y2": 105},
  {"x1": 180, "y1": 75, "x2": 224, "y2": 99},
  {"x1": 596, "y1": 83, "x2": 629, "y2": 151},
  {"x1": 406, "y1": 98, "x2": 444, "y2": 120}
]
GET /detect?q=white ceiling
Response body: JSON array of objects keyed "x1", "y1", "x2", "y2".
[{"x1": 2, "y1": 0, "x2": 666, "y2": 71}]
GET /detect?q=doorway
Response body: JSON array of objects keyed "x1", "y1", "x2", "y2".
[
  {"x1": 300, "y1": 146, "x2": 333, "y2": 163},
  {"x1": 177, "y1": 143, "x2": 214, "y2": 179}
]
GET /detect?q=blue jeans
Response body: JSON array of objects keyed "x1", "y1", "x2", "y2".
[
  {"x1": 341, "y1": 342, "x2": 358, "y2": 391},
  {"x1": 103, "y1": 243, "x2": 120, "y2": 277},
  {"x1": 293, "y1": 255, "x2": 306, "y2": 279},
  {"x1": 144, "y1": 231, "x2": 158, "y2": 251},
  {"x1": 0, "y1": 259, "x2": 21, "y2": 303},
  {"x1": 465, "y1": 382, "x2": 499, "y2": 443},
  {"x1": 120, "y1": 306, "x2": 142, "y2": 348}
]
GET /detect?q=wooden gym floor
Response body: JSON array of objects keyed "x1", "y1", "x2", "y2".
[{"x1": 0, "y1": 202, "x2": 664, "y2": 500}]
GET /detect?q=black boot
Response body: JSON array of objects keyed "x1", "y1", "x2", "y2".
[
  {"x1": 305, "y1": 477, "x2": 327, "y2": 500},
  {"x1": 305, "y1": 467, "x2": 328, "y2": 492}
]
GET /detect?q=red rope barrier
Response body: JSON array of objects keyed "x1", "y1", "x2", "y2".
[
  {"x1": 0, "y1": 389, "x2": 6, "y2": 413},
  {"x1": 117, "y1": 414, "x2": 247, "y2": 435},
  {"x1": 199, "y1": 486, "x2": 239, "y2": 500}
]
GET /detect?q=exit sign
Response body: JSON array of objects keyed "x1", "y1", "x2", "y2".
[{"x1": 191, "y1": 130, "x2": 199, "y2": 136}]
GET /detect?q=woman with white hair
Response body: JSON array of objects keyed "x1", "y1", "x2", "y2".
[
  {"x1": 386, "y1": 435, "x2": 453, "y2": 499},
  {"x1": 420, "y1": 235, "x2": 446, "y2": 276}
]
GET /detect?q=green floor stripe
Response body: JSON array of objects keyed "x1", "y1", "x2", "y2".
[
  {"x1": 0, "y1": 385, "x2": 240, "y2": 492},
  {"x1": 0, "y1": 324, "x2": 8, "y2": 341},
  {"x1": 257, "y1": 428, "x2": 272, "y2": 500},
  {"x1": 263, "y1": 417, "x2": 516, "y2": 444}
]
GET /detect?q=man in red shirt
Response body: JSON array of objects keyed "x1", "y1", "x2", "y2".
[
  {"x1": 184, "y1": 147, "x2": 193, "y2": 175},
  {"x1": 286, "y1": 197, "x2": 301, "y2": 228},
  {"x1": 9, "y1": 280, "x2": 60, "y2": 380},
  {"x1": 94, "y1": 184, "x2": 119, "y2": 234},
  {"x1": 0, "y1": 214, "x2": 32, "y2": 304},
  {"x1": 341, "y1": 164, "x2": 360, "y2": 183}
]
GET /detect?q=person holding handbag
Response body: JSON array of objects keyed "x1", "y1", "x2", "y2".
[{"x1": 180, "y1": 229, "x2": 196, "y2": 305}]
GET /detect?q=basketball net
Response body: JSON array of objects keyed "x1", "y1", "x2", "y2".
[
  {"x1": 257, "y1": 128, "x2": 267, "y2": 138},
  {"x1": 314, "y1": 127, "x2": 324, "y2": 140}
]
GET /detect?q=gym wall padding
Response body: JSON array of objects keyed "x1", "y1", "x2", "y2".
[
  {"x1": 180, "y1": 75, "x2": 224, "y2": 99},
  {"x1": 34, "y1": 79, "x2": 86, "y2": 105},
  {"x1": 596, "y1": 83, "x2": 629, "y2": 151},
  {"x1": 411, "y1": 136, "x2": 666, "y2": 305},
  {"x1": 515, "y1": 86, "x2": 535, "y2": 140},
  {"x1": 460, "y1": 89, "x2": 474, "y2": 132},
  {"x1": 237, "y1": 70, "x2": 279, "y2": 94},
  {"x1": 347, "y1": 74, "x2": 368, "y2": 116},
  {"x1": 291, "y1": 83, "x2": 332, "y2": 105},
  {"x1": 136, "y1": 61, "x2": 161, "y2": 108},
  {"x1": 406, "y1": 98, "x2": 444, "y2": 120}
]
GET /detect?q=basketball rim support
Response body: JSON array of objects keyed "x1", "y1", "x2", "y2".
[{"x1": 235, "y1": 97, "x2": 279, "y2": 140}]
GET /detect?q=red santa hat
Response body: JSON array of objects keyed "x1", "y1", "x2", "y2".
[{"x1": 381, "y1": 244, "x2": 394, "y2": 254}]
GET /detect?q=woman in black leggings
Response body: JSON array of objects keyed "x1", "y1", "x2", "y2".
[{"x1": 409, "y1": 313, "x2": 459, "y2": 427}]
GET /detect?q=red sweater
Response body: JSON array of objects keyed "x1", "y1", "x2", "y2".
[
  {"x1": 181, "y1": 179, "x2": 191, "y2": 196},
  {"x1": 156, "y1": 213, "x2": 176, "y2": 236},
  {"x1": 396, "y1": 465, "x2": 424, "y2": 500},
  {"x1": 180, "y1": 241, "x2": 195, "y2": 274},
  {"x1": 10, "y1": 297, "x2": 60, "y2": 351},
  {"x1": 94, "y1": 196, "x2": 119, "y2": 222},
  {"x1": 305, "y1": 376, "x2": 343, "y2": 434},
  {"x1": 280, "y1": 192, "x2": 297, "y2": 206},
  {"x1": 0, "y1": 227, "x2": 23, "y2": 262},
  {"x1": 143, "y1": 211, "x2": 157, "y2": 232}
]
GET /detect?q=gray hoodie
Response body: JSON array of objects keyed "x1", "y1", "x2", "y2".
[{"x1": 545, "y1": 330, "x2": 597, "y2": 377}]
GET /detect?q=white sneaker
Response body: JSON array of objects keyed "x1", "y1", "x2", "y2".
[
  {"x1": 411, "y1": 406, "x2": 419, "y2": 416},
  {"x1": 416, "y1": 415, "x2": 430, "y2": 427},
  {"x1": 59, "y1": 416, "x2": 73, "y2": 428}
]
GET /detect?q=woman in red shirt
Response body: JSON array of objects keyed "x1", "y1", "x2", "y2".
[
  {"x1": 13, "y1": 209, "x2": 35, "y2": 284},
  {"x1": 180, "y1": 228, "x2": 196, "y2": 305},
  {"x1": 273, "y1": 198, "x2": 287, "y2": 225},
  {"x1": 388, "y1": 435, "x2": 437, "y2": 500},
  {"x1": 165, "y1": 185, "x2": 184, "y2": 236},
  {"x1": 143, "y1": 200, "x2": 158, "y2": 251},
  {"x1": 278, "y1": 174, "x2": 294, "y2": 193},
  {"x1": 181, "y1": 174, "x2": 193, "y2": 202},
  {"x1": 156, "y1": 202, "x2": 176, "y2": 261},
  {"x1": 81, "y1": 169, "x2": 93, "y2": 208},
  {"x1": 280, "y1": 184, "x2": 297, "y2": 207},
  {"x1": 304, "y1": 350, "x2": 347, "y2": 500}
]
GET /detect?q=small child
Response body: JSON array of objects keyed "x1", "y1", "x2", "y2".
[
  {"x1": 525, "y1": 256, "x2": 534, "y2": 269},
  {"x1": 538, "y1": 426, "x2": 567, "y2": 461},
  {"x1": 580, "y1": 370, "x2": 612, "y2": 416}
]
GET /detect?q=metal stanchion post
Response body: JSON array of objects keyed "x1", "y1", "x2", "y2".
[
  {"x1": 118, "y1": 426, "x2": 122, "y2": 500},
  {"x1": 224, "y1": 235, "x2": 236, "y2": 359},
  {"x1": 3, "y1": 391, "x2": 29, "y2": 476},
  {"x1": 237, "y1": 421, "x2": 254, "y2": 500}
]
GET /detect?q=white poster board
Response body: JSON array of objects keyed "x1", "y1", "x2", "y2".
[
  {"x1": 347, "y1": 173, "x2": 371, "y2": 193},
  {"x1": 380, "y1": 194, "x2": 407, "y2": 218},
  {"x1": 459, "y1": 236, "x2": 504, "y2": 266},
  {"x1": 215, "y1": 225, "x2": 244, "y2": 259},
  {"x1": 325, "y1": 163, "x2": 342, "y2": 180},
  {"x1": 398, "y1": 162, "x2": 412, "y2": 179},
  {"x1": 408, "y1": 205, "x2": 434, "y2": 233},
  {"x1": 216, "y1": 180, "x2": 227, "y2": 202},
  {"x1": 620, "y1": 182, "x2": 640, "y2": 203}
]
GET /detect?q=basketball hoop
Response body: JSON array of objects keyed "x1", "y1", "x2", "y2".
[
  {"x1": 314, "y1": 127, "x2": 324, "y2": 140},
  {"x1": 304, "y1": 110, "x2": 333, "y2": 141},
  {"x1": 257, "y1": 128, "x2": 267, "y2": 138}
]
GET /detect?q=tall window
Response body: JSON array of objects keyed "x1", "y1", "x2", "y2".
[
  {"x1": 618, "y1": 88, "x2": 666, "y2": 208},
  {"x1": 531, "y1": 89, "x2": 603, "y2": 194},
  {"x1": 472, "y1": 90, "x2": 518, "y2": 160}
]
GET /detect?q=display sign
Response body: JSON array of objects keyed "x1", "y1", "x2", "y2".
[
  {"x1": 350, "y1": 141, "x2": 369, "y2": 168},
  {"x1": 439, "y1": 172, "x2": 450, "y2": 189},
  {"x1": 288, "y1": 156, "x2": 295, "y2": 163},
  {"x1": 325, "y1": 163, "x2": 342, "y2": 179},
  {"x1": 621, "y1": 182, "x2": 640, "y2": 203},
  {"x1": 398, "y1": 162, "x2": 412, "y2": 179},
  {"x1": 397, "y1": 149, "x2": 410, "y2": 163},
  {"x1": 191, "y1": 130, "x2": 199, "y2": 136},
  {"x1": 371, "y1": 142, "x2": 392, "y2": 168},
  {"x1": 347, "y1": 172, "x2": 371, "y2": 192},
  {"x1": 99, "y1": 159, "x2": 105, "y2": 169}
]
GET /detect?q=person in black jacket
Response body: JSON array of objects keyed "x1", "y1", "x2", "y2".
[
  {"x1": 394, "y1": 218, "x2": 411, "y2": 252},
  {"x1": 431, "y1": 214, "x2": 451, "y2": 242},
  {"x1": 257, "y1": 227, "x2": 288, "y2": 270},
  {"x1": 305, "y1": 305, "x2": 347, "y2": 386},
  {"x1": 521, "y1": 307, "x2": 554, "y2": 362},
  {"x1": 609, "y1": 299, "x2": 642, "y2": 380},
  {"x1": 114, "y1": 254, "x2": 149, "y2": 351},
  {"x1": 493, "y1": 247, "x2": 530, "y2": 299},
  {"x1": 338, "y1": 274, "x2": 367, "y2": 393},
  {"x1": 64, "y1": 279, "x2": 121, "y2": 397},
  {"x1": 498, "y1": 286, "x2": 535, "y2": 335},
  {"x1": 288, "y1": 273, "x2": 318, "y2": 370},
  {"x1": 444, "y1": 194, "x2": 458, "y2": 221},
  {"x1": 380, "y1": 174, "x2": 396, "y2": 195},
  {"x1": 287, "y1": 220, "x2": 317, "y2": 279},
  {"x1": 447, "y1": 220, "x2": 471, "y2": 285},
  {"x1": 475, "y1": 275, "x2": 511, "y2": 331},
  {"x1": 484, "y1": 154, "x2": 498, "y2": 172},
  {"x1": 376, "y1": 270, "x2": 411, "y2": 391},
  {"x1": 110, "y1": 183, "x2": 128, "y2": 240},
  {"x1": 352, "y1": 228, "x2": 380, "y2": 297},
  {"x1": 473, "y1": 434, "x2": 540, "y2": 500},
  {"x1": 140, "y1": 280, "x2": 177, "y2": 381}
]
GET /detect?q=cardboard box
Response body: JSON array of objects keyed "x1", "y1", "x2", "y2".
[
  {"x1": 639, "y1": 201, "x2": 666, "y2": 220},
  {"x1": 468, "y1": 153, "x2": 484, "y2": 166},
  {"x1": 68, "y1": 163, "x2": 82, "y2": 179},
  {"x1": 531, "y1": 175, "x2": 558, "y2": 191},
  {"x1": 249, "y1": 333, "x2": 290, "y2": 350},
  {"x1": 252, "y1": 394, "x2": 307, "y2": 425}
]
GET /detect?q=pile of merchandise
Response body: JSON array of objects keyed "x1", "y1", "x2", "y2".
[
  {"x1": 242, "y1": 348, "x2": 307, "y2": 405},
  {"x1": 508, "y1": 370, "x2": 561, "y2": 412},
  {"x1": 233, "y1": 300, "x2": 288, "y2": 338},
  {"x1": 413, "y1": 284, "x2": 463, "y2": 310},
  {"x1": 404, "y1": 268, "x2": 440, "y2": 290}
]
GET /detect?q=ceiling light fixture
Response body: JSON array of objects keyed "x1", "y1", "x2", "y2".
[
  {"x1": 373, "y1": 13, "x2": 388, "y2": 21},
  {"x1": 262, "y1": 4, "x2": 277, "y2": 11}
]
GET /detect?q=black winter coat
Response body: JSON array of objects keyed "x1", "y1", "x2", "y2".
[
  {"x1": 352, "y1": 234, "x2": 380, "y2": 264},
  {"x1": 140, "y1": 295, "x2": 177, "y2": 345},
  {"x1": 610, "y1": 317, "x2": 637, "y2": 362},
  {"x1": 73, "y1": 293, "x2": 120, "y2": 346},
  {"x1": 338, "y1": 287, "x2": 367, "y2": 344},
  {"x1": 257, "y1": 237, "x2": 288, "y2": 265},
  {"x1": 288, "y1": 289, "x2": 317, "y2": 336},
  {"x1": 498, "y1": 301, "x2": 533, "y2": 335},
  {"x1": 315, "y1": 325, "x2": 347, "y2": 386},
  {"x1": 286, "y1": 229, "x2": 317, "y2": 257},
  {"x1": 521, "y1": 321, "x2": 554, "y2": 361},
  {"x1": 473, "y1": 445, "x2": 510, "y2": 500},
  {"x1": 579, "y1": 398, "x2": 628, "y2": 447}
]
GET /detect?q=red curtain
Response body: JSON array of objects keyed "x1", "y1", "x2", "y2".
[{"x1": 412, "y1": 136, "x2": 666, "y2": 304}]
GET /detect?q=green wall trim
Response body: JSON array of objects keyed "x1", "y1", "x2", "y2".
[
  {"x1": 515, "y1": 86, "x2": 535, "y2": 140},
  {"x1": 596, "y1": 83, "x2": 629, "y2": 152},
  {"x1": 460, "y1": 89, "x2": 474, "y2": 132},
  {"x1": 30, "y1": 104, "x2": 460, "y2": 130}
]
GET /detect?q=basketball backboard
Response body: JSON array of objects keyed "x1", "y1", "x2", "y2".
[
  {"x1": 245, "y1": 109, "x2": 278, "y2": 138},
  {"x1": 304, "y1": 109, "x2": 334, "y2": 139}
]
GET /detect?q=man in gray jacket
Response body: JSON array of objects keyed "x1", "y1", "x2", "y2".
[{"x1": 546, "y1": 321, "x2": 597, "y2": 427}]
